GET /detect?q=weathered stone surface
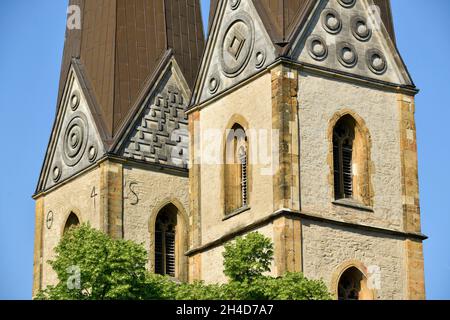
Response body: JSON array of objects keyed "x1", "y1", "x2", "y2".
[
  {"x1": 40, "y1": 167, "x2": 102, "y2": 288},
  {"x1": 302, "y1": 220, "x2": 405, "y2": 300},
  {"x1": 298, "y1": 73, "x2": 404, "y2": 231},
  {"x1": 122, "y1": 165, "x2": 190, "y2": 278}
]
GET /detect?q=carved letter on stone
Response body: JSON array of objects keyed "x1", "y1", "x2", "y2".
[
  {"x1": 129, "y1": 182, "x2": 139, "y2": 205},
  {"x1": 91, "y1": 186, "x2": 98, "y2": 210}
]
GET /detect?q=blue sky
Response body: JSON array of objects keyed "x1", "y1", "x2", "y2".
[{"x1": 0, "y1": 1, "x2": 449, "y2": 300}]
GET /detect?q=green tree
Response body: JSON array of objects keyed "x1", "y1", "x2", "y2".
[
  {"x1": 221, "y1": 232, "x2": 332, "y2": 300},
  {"x1": 36, "y1": 224, "x2": 149, "y2": 300},
  {"x1": 223, "y1": 232, "x2": 274, "y2": 282},
  {"x1": 37, "y1": 226, "x2": 331, "y2": 300}
]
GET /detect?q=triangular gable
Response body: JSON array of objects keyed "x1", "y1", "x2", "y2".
[
  {"x1": 191, "y1": 0, "x2": 277, "y2": 106},
  {"x1": 113, "y1": 56, "x2": 191, "y2": 169},
  {"x1": 36, "y1": 64, "x2": 106, "y2": 193},
  {"x1": 290, "y1": 0, "x2": 414, "y2": 86}
]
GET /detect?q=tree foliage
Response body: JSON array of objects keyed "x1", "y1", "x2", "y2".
[
  {"x1": 223, "y1": 232, "x2": 273, "y2": 282},
  {"x1": 36, "y1": 224, "x2": 148, "y2": 300},
  {"x1": 37, "y1": 225, "x2": 331, "y2": 300}
]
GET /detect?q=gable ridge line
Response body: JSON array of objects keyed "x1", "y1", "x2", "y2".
[
  {"x1": 35, "y1": 69, "x2": 76, "y2": 194},
  {"x1": 72, "y1": 59, "x2": 112, "y2": 148},
  {"x1": 191, "y1": 0, "x2": 278, "y2": 107},
  {"x1": 190, "y1": 0, "x2": 227, "y2": 106}
]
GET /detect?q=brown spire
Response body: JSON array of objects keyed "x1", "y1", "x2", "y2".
[{"x1": 57, "y1": 0, "x2": 205, "y2": 139}]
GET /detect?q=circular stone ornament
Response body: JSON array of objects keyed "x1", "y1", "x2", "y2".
[
  {"x1": 366, "y1": 49, "x2": 388, "y2": 74},
  {"x1": 307, "y1": 36, "x2": 328, "y2": 61},
  {"x1": 52, "y1": 164, "x2": 62, "y2": 182},
  {"x1": 87, "y1": 143, "x2": 98, "y2": 162},
  {"x1": 220, "y1": 13, "x2": 255, "y2": 78},
  {"x1": 70, "y1": 90, "x2": 81, "y2": 111},
  {"x1": 255, "y1": 49, "x2": 266, "y2": 69},
  {"x1": 351, "y1": 16, "x2": 372, "y2": 41},
  {"x1": 230, "y1": 0, "x2": 241, "y2": 10},
  {"x1": 62, "y1": 112, "x2": 89, "y2": 167},
  {"x1": 322, "y1": 9, "x2": 342, "y2": 34},
  {"x1": 337, "y1": 42, "x2": 358, "y2": 68},
  {"x1": 338, "y1": 0, "x2": 356, "y2": 8},
  {"x1": 208, "y1": 75, "x2": 220, "y2": 94}
]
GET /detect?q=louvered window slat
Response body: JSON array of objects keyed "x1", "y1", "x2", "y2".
[
  {"x1": 155, "y1": 214, "x2": 177, "y2": 277},
  {"x1": 240, "y1": 150, "x2": 248, "y2": 207},
  {"x1": 166, "y1": 230, "x2": 176, "y2": 277},
  {"x1": 333, "y1": 120, "x2": 354, "y2": 200},
  {"x1": 155, "y1": 230, "x2": 164, "y2": 275}
]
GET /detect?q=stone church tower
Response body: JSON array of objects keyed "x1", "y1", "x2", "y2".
[{"x1": 34, "y1": 0, "x2": 426, "y2": 300}]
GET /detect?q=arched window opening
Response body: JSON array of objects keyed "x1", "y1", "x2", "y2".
[
  {"x1": 155, "y1": 204, "x2": 178, "y2": 277},
  {"x1": 338, "y1": 267, "x2": 372, "y2": 300},
  {"x1": 333, "y1": 116, "x2": 355, "y2": 200},
  {"x1": 225, "y1": 124, "x2": 249, "y2": 214},
  {"x1": 332, "y1": 113, "x2": 372, "y2": 206},
  {"x1": 64, "y1": 212, "x2": 80, "y2": 234}
]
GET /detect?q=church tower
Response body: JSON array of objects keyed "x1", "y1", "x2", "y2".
[
  {"x1": 188, "y1": 0, "x2": 425, "y2": 299},
  {"x1": 34, "y1": 0, "x2": 426, "y2": 300},
  {"x1": 33, "y1": 0, "x2": 205, "y2": 295}
]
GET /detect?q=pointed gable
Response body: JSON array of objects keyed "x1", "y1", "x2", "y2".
[
  {"x1": 192, "y1": 0, "x2": 277, "y2": 105},
  {"x1": 37, "y1": 65, "x2": 106, "y2": 193},
  {"x1": 113, "y1": 55, "x2": 191, "y2": 169},
  {"x1": 291, "y1": 0, "x2": 413, "y2": 86},
  {"x1": 208, "y1": 0, "x2": 396, "y2": 50}
]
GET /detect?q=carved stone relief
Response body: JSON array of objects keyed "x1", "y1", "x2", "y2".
[
  {"x1": 44, "y1": 71, "x2": 104, "y2": 190},
  {"x1": 297, "y1": 0, "x2": 402, "y2": 83},
  {"x1": 122, "y1": 71, "x2": 189, "y2": 168},
  {"x1": 220, "y1": 12, "x2": 255, "y2": 78}
]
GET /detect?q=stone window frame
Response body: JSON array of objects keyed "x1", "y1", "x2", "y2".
[
  {"x1": 331, "y1": 259, "x2": 376, "y2": 300},
  {"x1": 148, "y1": 199, "x2": 189, "y2": 282},
  {"x1": 222, "y1": 115, "x2": 252, "y2": 219},
  {"x1": 328, "y1": 110, "x2": 374, "y2": 209},
  {"x1": 155, "y1": 209, "x2": 177, "y2": 277},
  {"x1": 60, "y1": 209, "x2": 82, "y2": 236}
]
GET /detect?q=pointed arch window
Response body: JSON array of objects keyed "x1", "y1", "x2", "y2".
[
  {"x1": 64, "y1": 212, "x2": 80, "y2": 234},
  {"x1": 333, "y1": 116, "x2": 355, "y2": 200},
  {"x1": 332, "y1": 114, "x2": 372, "y2": 206},
  {"x1": 338, "y1": 267, "x2": 373, "y2": 300},
  {"x1": 225, "y1": 124, "x2": 249, "y2": 215},
  {"x1": 155, "y1": 205, "x2": 178, "y2": 277}
]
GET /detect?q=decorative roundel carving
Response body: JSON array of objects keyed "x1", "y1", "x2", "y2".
[
  {"x1": 46, "y1": 211, "x2": 54, "y2": 230},
  {"x1": 321, "y1": 9, "x2": 342, "y2": 34},
  {"x1": 220, "y1": 13, "x2": 255, "y2": 78},
  {"x1": 255, "y1": 49, "x2": 266, "y2": 69},
  {"x1": 208, "y1": 75, "x2": 220, "y2": 94},
  {"x1": 351, "y1": 16, "x2": 372, "y2": 41},
  {"x1": 366, "y1": 49, "x2": 388, "y2": 75},
  {"x1": 337, "y1": 42, "x2": 358, "y2": 68},
  {"x1": 87, "y1": 143, "x2": 98, "y2": 163},
  {"x1": 230, "y1": 0, "x2": 241, "y2": 10},
  {"x1": 70, "y1": 90, "x2": 81, "y2": 111},
  {"x1": 52, "y1": 164, "x2": 62, "y2": 182},
  {"x1": 62, "y1": 112, "x2": 89, "y2": 167},
  {"x1": 307, "y1": 36, "x2": 328, "y2": 61},
  {"x1": 338, "y1": 0, "x2": 356, "y2": 8}
]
